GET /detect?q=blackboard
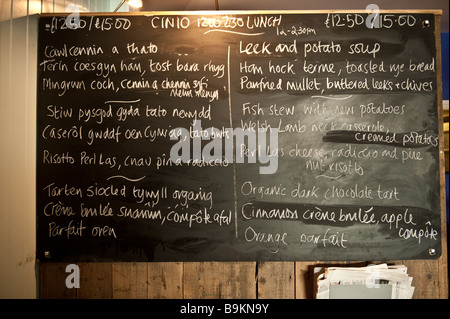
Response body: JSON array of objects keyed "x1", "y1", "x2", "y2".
[{"x1": 36, "y1": 11, "x2": 443, "y2": 262}]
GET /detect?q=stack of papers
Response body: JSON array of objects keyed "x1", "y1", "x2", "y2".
[{"x1": 315, "y1": 264, "x2": 414, "y2": 299}]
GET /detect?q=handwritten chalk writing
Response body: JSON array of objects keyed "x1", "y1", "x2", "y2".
[
  {"x1": 246, "y1": 15, "x2": 282, "y2": 29},
  {"x1": 44, "y1": 44, "x2": 104, "y2": 58},
  {"x1": 203, "y1": 60, "x2": 225, "y2": 78},
  {"x1": 43, "y1": 183, "x2": 83, "y2": 198},
  {"x1": 345, "y1": 60, "x2": 386, "y2": 75},
  {"x1": 47, "y1": 104, "x2": 73, "y2": 119},
  {"x1": 176, "y1": 59, "x2": 199, "y2": 72},
  {"x1": 303, "y1": 102, "x2": 329, "y2": 115},
  {"x1": 372, "y1": 78, "x2": 393, "y2": 91},
  {"x1": 91, "y1": 17, "x2": 131, "y2": 31},
  {"x1": 338, "y1": 207, "x2": 377, "y2": 224},
  {"x1": 90, "y1": 78, "x2": 116, "y2": 91},
  {"x1": 73, "y1": 61, "x2": 117, "y2": 78},
  {"x1": 42, "y1": 78, "x2": 86, "y2": 96},
  {"x1": 348, "y1": 42, "x2": 381, "y2": 58},
  {"x1": 241, "y1": 76, "x2": 283, "y2": 91},
  {"x1": 163, "y1": 208, "x2": 212, "y2": 228},
  {"x1": 269, "y1": 104, "x2": 295, "y2": 116},
  {"x1": 324, "y1": 13, "x2": 365, "y2": 28},
  {"x1": 80, "y1": 152, "x2": 117, "y2": 168},
  {"x1": 120, "y1": 60, "x2": 142, "y2": 73},
  {"x1": 116, "y1": 105, "x2": 141, "y2": 121},
  {"x1": 49, "y1": 220, "x2": 86, "y2": 238},
  {"x1": 331, "y1": 144, "x2": 378, "y2": 160},
  {"x1": 86, "y1": 183, "x2": 126, "y2": 198},
  {"x1": 240, "y1": 61, "x2": 263, "y2": 74},
  {"x1": 244, "y1": 226, "x2": 288, "y2": 253},
  {"x1": 78, "y1": 105, "x2": 112, "y2": 124},
  {"x1": 299, "y1": 228, "x2": 347, "y2": 248},
  {"x1": 36, "y1": 13, "x2": 441, "y2": 262},
  {"x1": 44, "y1": 201, "x2": 75, "y2": 217},
  {"x1": 377, "y1": 185, "x2": 400, "y2": 200},
  {"x1": 172, "y1": 187, "x2": 213, "y2": 209},
  {"x1": 240, "y1": 41, "x2": 272, "y2": 55},
  {"x1": 276, "y1": 25, "x2": 316, "y2": 36},
  {"x1": 149, "y1": 59, "x2": 172, "y2": 72},
  {"x1": 91, "y1": 225, "x2": 117, "y2": 237},
  {"x1": 398, "y1": 222, "x2": 438, "y2": 243},
  {"x1": 285, "y1": 78, "x2": 321, "y2": 92},
  {"x1": 43, "y1": 150, "x2": 75, "y2": 164},
  {"x1": 290, "y1": 183, "x2": 320, "y2": 199},
  {"x1": 87, "y1": 126, "x2": 121, "y2": 145},
  {"x1": 359, "y1": 102, "x2": 405, "y2": 118},
  {"x1": 288, "y1": 146, "x2": 325, "y2": 158},
  {"x1": 146, "y1": 105, "x2": 167, "y2": 117},
  {"x1": 268, "y1": 60, "x2": 295, "y2": 74},
  {"x1": 324, "y1": 184, "x2": 373, "y2": 200},
  {"x1": 303, "y1": 41, "x2": 341, "y2": 57},
  {"x1": 240, "y1": 181, "x2": 287, "y2": 199},
  {"x1": 326, "y1": 120, "x2": 385, "y2": 132},
  {"x1": 40, "y1": 59, "x2": 69, "y2": 72},
  {"x1": 214, "y1": 210, "x2": 232, "y2": 226},
  {"x1": 380, "y1": 209, "x2": 416, "y2": 229},
  {"x1": 303, "y1": 61, "x2": 335, "y2": 74},
  {"x1": 117, "y1": 206, "x2": 162, "y2": 219},
  {"x1": 242, "y1": 102, "x2": 264, "y2": 115},
  {"x1": 151, "y1": 16, "x2": 190, "y2": 29},
  {"x1": 409, "y1": 58, "x2": 435, "y2": 72},
  {"x1": 326, "y1": 77, "x2": 369, "y2": 91},
  {"x1": 241, "y1": 203, "x2": 298, "y2": 220},
  {"x1": 126, "y1": 42, "x2": 158, "y2": 54},
  {"x1": 401, "y1": 149, "x2": 423, "y2": 163},
  {"x1": 80, "y1": 202, "x2": 114, "y2": 217},
  {"x1": 355, "y1": 131, "x2": 399, "y2": 144},
  {"x1": 274, "y1": 40, "x2": 297, "y2": 53},
  {"x1": 389, "y1": 62, "x2": 405, "y2": 77},
  {"x1": 398, "y1": 78, "x2": 433, "y2": 91},
  {"x1": 47, "y1": 16, "x2": 86, "y2": 33},
  {"x1": 302, "y1": 207, "x2": 336, "y2": 223},
  {"x1": 198, "y1": 15, "x2": 281, "y2": 31},
  {"x1": 123, "y1": 155, "x2": 152, "y2": 167},
  {"x1": 144, "y1": 126, "x2": 169, "y2": 141},
  {"x1": 402, "y1": 131, "x2": 438, "y2": 147},
  {"x1": 132, "y1": 186, "x2": 167, "y2": 206}
]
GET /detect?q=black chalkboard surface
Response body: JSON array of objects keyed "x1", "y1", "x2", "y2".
[{"x1": 36, "y1": 11, "x2": 442, "y2": 262}]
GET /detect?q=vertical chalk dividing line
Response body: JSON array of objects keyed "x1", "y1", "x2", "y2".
[{"x1": 227, "y1": 45, "x2": 238, "y2": 238}]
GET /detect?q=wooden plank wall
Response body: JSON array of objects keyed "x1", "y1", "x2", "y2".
[
  {"x1": 39, "y1": 259, "x2": 447, "y2": 299},
  {"x1": 1, "y1": 1, "x2": 447, "y2": 299}
]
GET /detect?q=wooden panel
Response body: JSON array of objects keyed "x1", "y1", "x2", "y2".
[
  {"x1": 39, "y1": 262, "x2": 76, "y2": 299},
  {"x1": 257, "y1": 262, "x2": 294, "y2": 299},
  {"x1": 148, "y1": 262, "x2": 183, "y2": 299},
  {"x1": 77, "y1": 262, "x2": 112, "y2": 299},
  {"x1": 219, "y1": 262, "x2": 257, "y2": 299},
  {"x1": 113, "y1": 262, "x2": 147, "y2": 299},
  {"x1": 295, "y1": 262, "x2": 317, "y2": 299},
  {"x1": 38, "y1": 258, "x2": 448, "y2": 299},
  {"x1": 434, "y1": 13, "x2": 449, "y2": 300},
  {"x1": 184, "y1": 262, "x2": 256, "y2": 299},
  {"x1": 404, "y1": 260, "x2": 440, "y2": 299}
]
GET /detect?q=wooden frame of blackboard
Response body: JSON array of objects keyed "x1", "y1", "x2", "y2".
[
  {"x1": 36, "y1": 10, "x2": 447, "y2": 264},
  {"x1": 432, "y1": 13, "x2": 448, "y2": 294}
]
